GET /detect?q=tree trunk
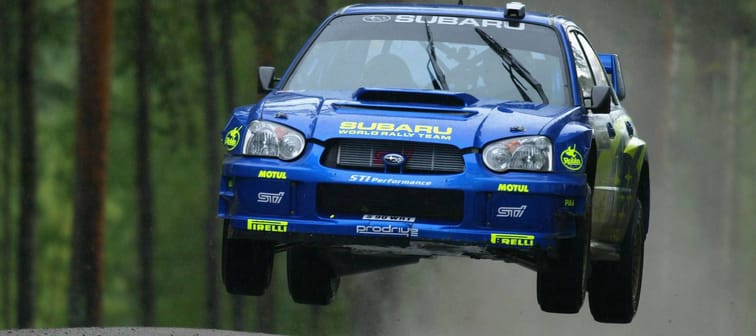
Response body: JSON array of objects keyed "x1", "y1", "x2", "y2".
[
  {"x1": 218, "y1": 0, "x2": 245, "y2": 329},
  {"x1": 1, "y1": 0, "x2": 16, "y2": 328},
  {"x1": 17, "y1": 0, "x2": 37, "y2": 328},
  {"x1": 220, "y1": 0, "x2": 236, "y2": 111},
  {"x1": 312, "y1": 0, "x2": 328, "y2": 22},
  {"x1": 135, "y1": 0, "x2": 155, "y2": 326},
  {"x1": 69, "y1": 0, "x2": 114, "y2": 327},
  {"x1": 250, "y1": 0, "x2": 275, "y2": 67},
  {"x1": 197, "y1": 0, "x2": 220, "y2": 328},
  {"x1": 247, "y1": 2, "x2": 276, "y2": 331}
]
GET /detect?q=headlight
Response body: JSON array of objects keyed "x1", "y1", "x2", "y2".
[
  {"x1": 243, "y1": 120, "x2": 305, "y2": 160},
  {"x1": 482, "y1": 136, "x2": 552, "y2": 172}
]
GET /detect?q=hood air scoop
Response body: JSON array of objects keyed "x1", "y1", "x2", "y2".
[{"x1": 353, "y1": 88, "x2": 478, "y2": 108}]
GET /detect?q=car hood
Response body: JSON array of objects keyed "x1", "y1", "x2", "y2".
[{"x1": 239, "y1": 88, "x2": 579, "y2": 149}]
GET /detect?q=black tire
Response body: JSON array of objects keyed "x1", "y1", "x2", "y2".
[
  {"x1": 287, "y1": 246, "x2": 340, "y2": 305},
  {"x1": 221, "y1": 220, "x2": 275, "y2": 296},
  {"x1": 589, "y1": 198, "x2": 645, "y2": 323},
  {"x1": 537, "y1": 189, "x2": 591, "y2": 314}
]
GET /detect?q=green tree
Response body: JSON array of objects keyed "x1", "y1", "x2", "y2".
[
  {"x1": 0, "y1": 0, "x2": 17, "y2": 328},
  {"x1": 17, "y1": 0, "x2": 38, "y2": 328},
  {"x1": 69, "y1": 0, "x2": 114, "y2": 326},
  {"x1": 242, "y1": 1, "x2": 278, "y2": 331},
  {"x1": 215, "y1": 0, "x2": 248, "y2": 329},
  {"x1": 134, "y1": 0, "x2": 155, "y2": 326},
  {"x1": 197, "y1": 0, "x2": 221, "y2": 328}
]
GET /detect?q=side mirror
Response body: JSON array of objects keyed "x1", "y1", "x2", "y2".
[
  {"x1": 598, "y1": 53, "x2": 626, "y2": 101},
  {"x1": 258, "y1": 66, "x2": 276, "y2": 94},
  {"x1": 589, "y1": 85, "x2": 612, "y2": 114}
]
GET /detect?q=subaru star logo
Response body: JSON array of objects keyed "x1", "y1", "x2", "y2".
[
  {"x1": 383, "y1": 153, "x2": 406, "y2": 166},
  {"x1": 362, "y1": 15, "x2": 391, "y2": 23}
]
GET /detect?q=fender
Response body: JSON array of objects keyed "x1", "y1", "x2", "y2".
[
  {"x1": 624, "y1": 136, "x2": 647, "y2": 198},
  {"x1": 625, "y1": 137, "x2": 650, "y2": 236},
  {"x1": 553, "y1": 121, "x2": 592, "y2": 173}
]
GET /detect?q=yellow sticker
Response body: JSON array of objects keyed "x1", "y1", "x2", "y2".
[
  {"x1": 258, "y1": 170, "x2": 287, "y2": 179},
  {"x1": 247, "y1": 219, "x2": 288, "y2": 232},
  {"x1": 560, "y1": 145, "x2": 583, "y2": 171},
  {"x1": 497, "y1": 184, "x2": 529, "y2": 192},
  {"x1": 490, "y1": 233, "x2": 534, "y2": 247},
  {"x1": 224, "y1": 125, "x2": 243, "y2": 151}
]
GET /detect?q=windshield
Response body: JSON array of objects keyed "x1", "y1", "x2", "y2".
[{"x1": 284, "y1": 14, "x2": 571, "y2": 106}]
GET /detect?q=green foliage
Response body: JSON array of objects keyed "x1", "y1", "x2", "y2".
[
  {"x1": 32, "y1": 0, "x2": 77, "y2": 328},
  {"x1": 0, "y1": 0, "x2": 18, "y2": 328}
]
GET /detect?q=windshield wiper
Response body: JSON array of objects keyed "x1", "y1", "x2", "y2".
[
  {"x1": 425, "y1": 22, "x2": 448, "y2": 90},
  {"x1": 474, "y1": 27, "x2": 549, "y2": 104}
]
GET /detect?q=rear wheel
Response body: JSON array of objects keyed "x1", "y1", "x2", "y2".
[
  {"x1": 537, "y1": 189, "x2": 591, "y2": 314},
  {"x1": 221, "y1": 220, "x2": 275, "y2": 296},
  {"x1": 287, "y1": 246, "x2": 340, "y2": 305},
  {"x1": 589, "y1": 198, "x2": 645, "y2": 323}
]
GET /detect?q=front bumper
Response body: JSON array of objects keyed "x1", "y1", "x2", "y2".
[{"x1": 218, "y1": 145, "x2": 587, "y2": 257}]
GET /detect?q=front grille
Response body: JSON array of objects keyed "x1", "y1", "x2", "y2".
[
  {"x1": 317, "y1": 183, "x2": 464, "y2": 223},
  {"x1": 322, "y1": 139, "x2": 465, "y2": 174}
]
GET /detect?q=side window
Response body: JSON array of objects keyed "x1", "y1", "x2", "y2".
[
  {"x1": 575, "y1": 33, "x2": 610, "y2": 89},
  {"x1": 568, "y1": 32, "x2": 594, "y2": 99}
]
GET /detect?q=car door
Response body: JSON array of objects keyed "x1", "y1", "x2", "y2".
[{"x1": 568, "y1": 30, "x2": 636, "y2": 247}]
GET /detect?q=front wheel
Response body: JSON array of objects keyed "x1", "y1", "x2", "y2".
[
  {"x1": 589, "y1": 198, "x2": 645, "y2": 323},
  {"x1": 221, "y1": 220, "x2": 275, "y2": 296},
  {"x1": 537, "y1": 191, "x2": 591, "y2": 314}
]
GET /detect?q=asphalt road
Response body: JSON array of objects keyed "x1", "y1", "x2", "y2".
[{"x1": 0, "y1": 328, "x2": 276, "y2": 336}]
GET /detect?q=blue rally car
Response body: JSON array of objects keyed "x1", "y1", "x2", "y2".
[{"x1": 218, "y1": 2, "x2": 650, "y2": 323}]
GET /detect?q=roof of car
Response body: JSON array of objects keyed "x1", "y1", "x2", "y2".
[{"x1": 337, "y1": 3, "x2": 572, "y2": 28}]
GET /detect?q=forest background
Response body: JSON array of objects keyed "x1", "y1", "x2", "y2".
[{"x1": 1, "y1": 0, "x2": 754, "y2": 335}]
